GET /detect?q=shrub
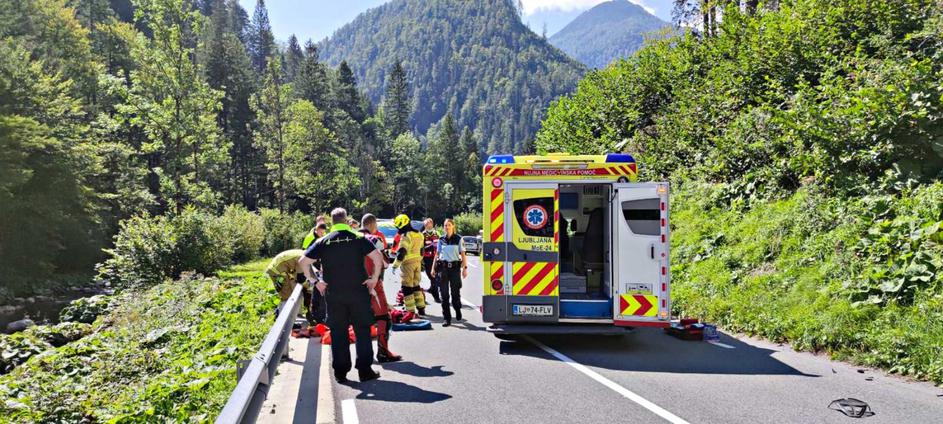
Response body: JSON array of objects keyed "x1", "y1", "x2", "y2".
[
  {"x1": 97, "y1": 213, "x2": 176, "y2": 288},
  {"x1": 260, "y1": 208, "x2": 313, "y2": 255},
  {"x1": 212, "y1": 205, "x2": 266, "y2": 262},
  {"x1": 170, "y1": 207, "x2": 232, "y2": 276},
  {"x1": 98, "y1": 208, "x2": 230, "y2": 289},
  {"x1": 452, "y1": 212, "x2": 482, "y2": 237},
  {"x1": 59, "y1": 295, "x2": 112, "y2": 324}
]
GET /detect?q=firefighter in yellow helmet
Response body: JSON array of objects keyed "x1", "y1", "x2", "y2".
[{"x1": 392, "y1": 214, "x2": 426, "y2": 315}]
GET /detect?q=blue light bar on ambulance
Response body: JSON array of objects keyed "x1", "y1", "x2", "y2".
[
  {"x1": 487, "y1": 155, "x2": 516, "y2": 164},
  {"x1": 605, "y1": 153, "x2": 636, "y2": 163}
]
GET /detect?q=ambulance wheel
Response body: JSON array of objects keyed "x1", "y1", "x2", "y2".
[{"x1": 493, "y1": 334, "x2": 518, "y2": 341}]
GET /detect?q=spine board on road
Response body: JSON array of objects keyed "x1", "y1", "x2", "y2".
[{"x1": 480, "y1": 153, "x2": 671, "y2": 333}]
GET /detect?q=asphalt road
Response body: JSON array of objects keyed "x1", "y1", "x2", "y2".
[{"x1": 259, "y1": 256, "x2": 943, "y2": 424}]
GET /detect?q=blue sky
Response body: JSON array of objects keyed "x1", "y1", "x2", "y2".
[{"x1": 237, "y1": 0, "x2": 672, "y2": 44}]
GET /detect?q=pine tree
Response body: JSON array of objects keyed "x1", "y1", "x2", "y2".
[
  {"x1": 382, "y1": 60, "x2": 411, "y2": 138},
  {"x1": 334, "y1": 61, "x2": 365, "y2": 122},
  {"x1": 247, "y1": 0, "x2": 274, "y2": 72},
  {"x1": 202, "y1": 0, "x2": 260, "y2": 207},
  {"x1": 250, "y1": 57, "x2": 292, "y2": 211},
  {"x1": 284, "y1": 34, "x2": 303, "y2": 82},
  {"x1": 293, "y1": 41, "x2": 330, "y2": 111},
  {"x1": 460, "y1": 126, "x2": 481, "y2": 210},
  {"x1": 423, "y1": 113, "x2": 462, "y2": 216},
  {"x1": 389, "y1": 132, "x2": 423, "y2": 214}
]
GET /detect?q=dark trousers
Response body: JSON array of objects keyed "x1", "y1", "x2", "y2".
[
  {"x1": 310, "y1": 289, "x2": 326, "y2": 324},
  {"x1": 423, "y1": 257, "x2": 440, "y2": 299},
  {"x1": 438, "y1": 265, "x2": 463, "y2": 322},
  {"x1": 326, "y1": 292, "x2": 375, "y2": 374}
]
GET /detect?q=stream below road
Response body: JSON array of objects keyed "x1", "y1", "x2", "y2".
[{"x1": 0, "y1": 286, "x2": 107, "y2": 333}]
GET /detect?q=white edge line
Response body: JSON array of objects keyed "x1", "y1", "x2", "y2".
[
  {"x1": 316, "y1": 344, "x2": 336, "y2": 424},
  {"x1": 341, "y1": 399, "x2": 359, "y2": 424},
  {"x1": 523, "y1": 335, "x2": 691, "y2": 424},
  {"x1": 707, "y1": 341, "x2": 735, "y2": 349}
]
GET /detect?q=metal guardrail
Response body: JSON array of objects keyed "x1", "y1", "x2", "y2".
[{"x1": 216, "y1": 284, "x2": 303, "y2": 424}]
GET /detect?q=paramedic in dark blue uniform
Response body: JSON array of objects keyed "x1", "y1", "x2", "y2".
[{"x1": 300, "y1": 208, "x2": 383, "y2": 383}]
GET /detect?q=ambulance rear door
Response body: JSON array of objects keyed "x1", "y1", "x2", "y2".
[
  {"x1": 503, "y1": 182, "x2": 560, "y2": 323},
  {"x1": 611, "y1": 182, "x2": 670, "y2": 326}
]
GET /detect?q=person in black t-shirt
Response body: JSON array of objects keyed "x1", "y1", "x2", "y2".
[{"x1": 300, "y1": 208, "x2": 384, "y2": 383}]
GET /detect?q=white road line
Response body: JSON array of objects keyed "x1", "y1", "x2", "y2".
[
  {"x1": 523, "y1": 335, "x2": 691, "y2": 424},
  {"x1": 316, "y1": 344, "x2": 335, "y2": 424},
  {"x1": 341, "y1": 399, "x2": 359, "y2": 424},
  {"x1": 707, "y1": 340, "x2": 735, "y2": 349},
  {"x1": 466, "y1": 296, "x2": 687, "y2": 423}
]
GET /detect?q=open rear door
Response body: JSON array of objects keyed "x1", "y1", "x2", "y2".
[
  {"x1": 503, "y1": 183, "x2": 559, "y2": 322},
  {"x1": 611, "y1": 183, "x2": 670, "y2": 327}
]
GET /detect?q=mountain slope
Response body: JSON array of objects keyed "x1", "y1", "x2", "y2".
[
  {"x1": 549, "y1": 0, "x2": 668, "y2": 69},
  {"x1": 318, "y1": 0, "x2": 585, "y2": 154}
]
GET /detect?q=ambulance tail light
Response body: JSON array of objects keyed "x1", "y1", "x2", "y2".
[{"x1": 491, "y1": 280, "x2": 503, "y2": 291}]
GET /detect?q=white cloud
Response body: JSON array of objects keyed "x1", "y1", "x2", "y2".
[{"x1": 521, "y1": 0, "x2": 657, "y2": 17}]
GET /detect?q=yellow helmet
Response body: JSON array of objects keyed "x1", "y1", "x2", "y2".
[{"x1": 394, "y1": 214, "x2": 411, "y2": 229}]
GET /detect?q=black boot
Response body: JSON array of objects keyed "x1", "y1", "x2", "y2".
[
  {"x1": 442, "y1": 320, "x2": 451, "y2": 327},
  {"x1": 455, "y1": 309, "x2": 463, "y2": 321},
  {"x1": 358, "y1": 368, "x2": 380, "y2": 382},
  {"x1": 334, "y1": 371, "x2": 348, "y2": 383}
]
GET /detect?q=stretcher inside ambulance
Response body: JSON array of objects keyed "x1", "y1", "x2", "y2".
[{"x1": 480, "y1": 153, "x2": 670, "y2": 335}]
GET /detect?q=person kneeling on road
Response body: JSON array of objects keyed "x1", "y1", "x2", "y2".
[
  {"x1": 432, "y1": 218, "x2": 468, "y2": 327},
  {"x1": 392, "y1": 214, "x2": 427, "y2": 316},
  {"x1": 360, "y1": 213, "x2": 402, "y2": 363},
  {"x1": 264, "y1": 249, "x2": 315, "y2": 325},
  {"x1": 300, "y1": 208, "x2": 384, "y2": 383}
]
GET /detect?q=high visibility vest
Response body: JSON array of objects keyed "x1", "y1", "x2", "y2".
[{"x1": 302, "y1": 229, "x2": 316, "y2": 249}]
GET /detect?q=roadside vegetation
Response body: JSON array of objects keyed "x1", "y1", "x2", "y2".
[
  {"x1": 0, "y1": 260, "x2": 274, "y2": 423},
  {"x1": 537, "y1": 0, "x2": 943, "y2": 384}
]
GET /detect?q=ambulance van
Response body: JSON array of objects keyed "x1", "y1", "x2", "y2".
[{"x1": 481, "y1": 153, "x2": 671, "y2": 335}]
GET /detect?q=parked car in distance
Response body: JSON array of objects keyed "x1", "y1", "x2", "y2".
[{"x1": 462, "y1": 235, "x2": 481, "y2": 255}]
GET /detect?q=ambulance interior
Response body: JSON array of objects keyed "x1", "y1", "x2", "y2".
[{"x1": 558, "y1": 184, "x2": 613, "y2": 319}]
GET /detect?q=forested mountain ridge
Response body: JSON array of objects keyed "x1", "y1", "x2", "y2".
[
  {"x1": 318, "y1": 0, "x2": 585, "y2": 154},
  {"x1": 549, "y1": 0, "x2": 669, "y2": 69}
]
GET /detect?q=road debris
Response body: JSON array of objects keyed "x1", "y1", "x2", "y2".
[{"x1": 828, "y1": 398, "x2": 874, "y2": 418}]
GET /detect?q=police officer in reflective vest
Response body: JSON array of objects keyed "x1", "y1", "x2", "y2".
[{"x1": 300, "y1": 208, "x2": 383, "y2": 383}]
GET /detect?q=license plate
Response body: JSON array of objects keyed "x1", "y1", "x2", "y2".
[{"x1": 512, "y1": 304, "x2": 553, "y2": 317}]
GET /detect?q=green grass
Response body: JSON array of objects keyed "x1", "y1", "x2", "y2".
[
  {"x1": 671, "y1": 182, "x2": 943, "y2": 385},
  {"x1": 0, "y1": 261, "x2": 278, "y2": 423}
]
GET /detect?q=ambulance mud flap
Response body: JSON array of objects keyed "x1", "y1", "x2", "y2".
[{"x1": 481, "y1": 295, "x2": 508, "y2": 323}]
